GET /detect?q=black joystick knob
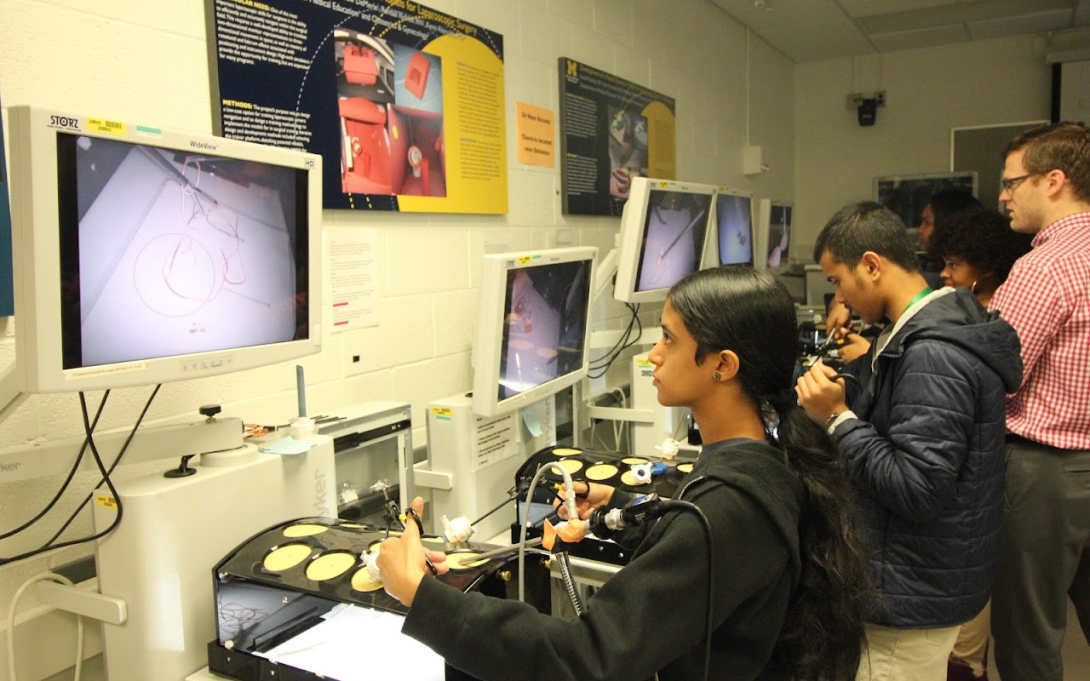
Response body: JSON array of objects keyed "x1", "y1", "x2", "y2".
[
  {"x1": 199, "y1": 404, "x2": 222, "y2": 420},
  {"x1": 165, "y1": 454, "x2": 198, "y2": 479}
]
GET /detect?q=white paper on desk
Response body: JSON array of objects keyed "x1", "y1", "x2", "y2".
[{"x1": 257, "y1": 604, "x2": 445, "y2": 680}]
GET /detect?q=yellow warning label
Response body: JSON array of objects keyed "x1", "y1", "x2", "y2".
[
  {"x1": 518, "y1": 256, "x2": 532, "y2": 265},
  {"x1": 432, "y1": 407, "x2": 453, "y2": 418},
  {"x1": 96, "y1": 495, "x2": 118, "y2": 509}
]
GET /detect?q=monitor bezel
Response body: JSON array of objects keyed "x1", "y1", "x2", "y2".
[
  {"x1": 755, "y1": 198, "x2": 795, "y2": 271},
  {"x1": 614, "y1": 178, "x2": 716, "y2": 304},
  {"x1": 471, "y1": 247, "x2": 597, "y2": 418},
  {"x1": 8, "y1": 105, "x2": 324, "y2": 393},
  {"x1": 712, "y1": 187, "x2": 755, "y2": 267}
]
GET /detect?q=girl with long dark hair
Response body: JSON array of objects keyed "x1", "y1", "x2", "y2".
[{"x1": 378, "y1": 266, "x2": 871, "y2": 680}]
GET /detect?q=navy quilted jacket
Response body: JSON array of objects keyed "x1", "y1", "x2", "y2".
[{"x1": 834, "y1": 287, "x2": 1022, "y2": 628}]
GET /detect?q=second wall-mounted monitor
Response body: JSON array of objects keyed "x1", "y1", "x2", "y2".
[
  {"x1": 472, "y1": 247, "x2": 596, "y2": 418},
  {"x1": 755, "y1": 198, "x2": 794, "y2": 271},
  {"x1": 614, "y1": 178, "x2": 715, "y2": 304},
  {"x1": 712, "y1": 189, "x2": 754, "y2": 267}
]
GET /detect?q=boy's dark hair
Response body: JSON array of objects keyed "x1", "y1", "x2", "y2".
[{"x1": 813, "y1": 202, "x2": 919, "y2": 271}]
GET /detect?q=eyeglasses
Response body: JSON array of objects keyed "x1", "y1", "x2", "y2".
[{"x1": 1000, "y1": 174, "x2": 1036, "y2": 192}]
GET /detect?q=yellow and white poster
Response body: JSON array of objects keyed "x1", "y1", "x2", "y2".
[{"x1": 208, "y1": 0, "x2": 507, "y2": 214}]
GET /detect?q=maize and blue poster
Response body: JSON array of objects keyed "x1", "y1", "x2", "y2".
[
  {"x1": 558, "y1": 57, "x2": 676, "y2": 217},
  {"x1": 0, "y1": 100, "x2": 13, "y2": 317},
  {"x1": 206, "y1": 0, "x2": 507, "y2": 214}
]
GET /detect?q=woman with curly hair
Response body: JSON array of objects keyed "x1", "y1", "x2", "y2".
[
  {"x1": 925, "y1": 205, "x2": 1032, "y2": 681},
  {"x1": 929, "y1": 206, "x2": 1033, "y2": 308}
]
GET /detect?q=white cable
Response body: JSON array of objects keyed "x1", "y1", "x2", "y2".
[
  {"x1": 7, "y1": 572, "x2": 84, "y2": 681},
  {"x1": 610, "y1": 387, "x2": 627, "y2": 450},
  {"x1": 518, "y1": 461, "x2": 578, "y2": 603}
]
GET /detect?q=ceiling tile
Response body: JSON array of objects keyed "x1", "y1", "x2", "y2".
[
  {"x1": 759, "y1": 20, "x2": 877, "y2": 61},
  {"x1": 838, "y1": 0, "x2": 959, "y2": 19},
  {"x1": 868, "y1": 24, "x2": 970, "y2": 52},
  {"x1": 861, "y1": 0, "x2": 1073, "y2": 35},
  {"x1": 1077, "y1": 0, "x2": 1090, "y2": 25},
  {"x1": 710, "y1": 0, "x2": 847, "y2": 30},
  {"x1": 968, "y1": 9, "x2": 1074, "y2": 40}
]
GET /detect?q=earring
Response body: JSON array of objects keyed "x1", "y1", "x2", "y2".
[
  {"x1": 970, "y1": 280, "x2": 979, "y2": 294},
  {"x1": 713, "y1": 372, "x2": 721, "y2": 381}
]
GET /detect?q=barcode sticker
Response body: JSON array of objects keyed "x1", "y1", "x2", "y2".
[{"x1": 87, "y1": 118, "x2": 126, "y2": 135}]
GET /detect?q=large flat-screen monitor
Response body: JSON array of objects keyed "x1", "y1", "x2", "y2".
[
  {"x1": 7, "y1": 106, "x2": 323, "y2": 393},
  {"x1": 755, "y1": 198, "x2": 793, "y2": 271},
  {"x1": 874, "y1": 171, "x2": 977, "y2": 231},
  {"x1": 614, "y1": 178, "x2": 714, "y2": 304},
  {"x1": 713, "y1": 189, "x2": 754, "y2": 267},
  {"x1": 472, "y1": 247, "x2": 595, "y2": 418}
]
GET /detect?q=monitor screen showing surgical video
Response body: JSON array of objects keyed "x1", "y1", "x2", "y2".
[
  {"x1": 56, "y1": 132, "x2": 310, "y2": 370},
  {"x1": 716, "y1": 193, "x2": 753, "y2": 266},
  {"x1": 767, "y1": 204, "x2": 793, "y2": 270},
  {"x1": 498, "y1": 259, "x2": 591, "y2": 402},
  {"x1": 634, "y1": 189, "x2": 712, "y2": 292}
]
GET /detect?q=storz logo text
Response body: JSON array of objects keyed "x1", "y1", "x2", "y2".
[{"x1": 49, "y1": 115, "x2": 80, "y2": 129}]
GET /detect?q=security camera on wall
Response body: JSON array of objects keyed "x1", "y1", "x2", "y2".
[
  {"x1": 858, "y1": 98, "x2": 879, "y2": 126},
  {"x1": 848, "y1": 91, "x2": 886, "y2": 127}
]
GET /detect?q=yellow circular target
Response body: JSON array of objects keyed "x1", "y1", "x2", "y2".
[
  {"x1": 552, "y1": 447, "x2": 583, "y2": 457},
  {"x1": 555, "y1": 459, "x2": 583, "y2": 475},
  {"x1": 586, "y1": 464, "x2": 619, "y2": 481},
  {"x1": 350, "y1": 567, "x2": 384, "y2": 592},
  {"x1": 306, "y1": 552, "x2": 357, "y2": 581},
  {"x1": 263, "y1": 544, "x2": 313, "y2": 572},
  {"x1": 446, "y1": 552, "x2": 487, "y2": 571},
  {"x1": 282, "y1": 524, "x2": 328, "y2": 538}
]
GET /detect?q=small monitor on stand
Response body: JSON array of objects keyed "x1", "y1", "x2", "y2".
[
  {"x1": 614, "y1": 177, "x2": 715, "y2": 304},
  {"x1": 471, "y1": 247, "x2": 596, "y2": 418},
  {"x1": 712, "y1": 189, "x2": 754, "y2": 267}
]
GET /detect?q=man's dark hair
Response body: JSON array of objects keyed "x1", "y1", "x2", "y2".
[
  {"x1": 812, "y1": 201, "x2": 919, "y2": 271},
  {"x1": 1005, "y1": 121, "x2": 1090, "y2": 202}
]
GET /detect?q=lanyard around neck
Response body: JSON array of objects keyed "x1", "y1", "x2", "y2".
[{"x1": 902, "y1": 287, "x2": 932, "y2": 317}]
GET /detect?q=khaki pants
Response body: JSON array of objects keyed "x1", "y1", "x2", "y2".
[
  {"x1": 856, "y1": 623, "x2": 960, "y2": 681},
  {"x1": 950, "y1": 601, "x2": 990, "y2": 677}
]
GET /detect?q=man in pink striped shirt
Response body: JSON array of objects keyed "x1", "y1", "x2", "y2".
[{"x1": 989, "y1": 121, "x2": 1090, "y2": 681}]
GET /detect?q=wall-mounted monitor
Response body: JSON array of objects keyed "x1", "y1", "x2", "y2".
[
  {"x1": 755, "y1": 198, "x2": 794, "y2": 271},
  {"x1": 7, "y1": 105, "x2": 324, "y2": 393},
  {"x1": 712, "y1": 189, "x2": 754, "y2": 267},
  {"x1": 472, "y1": 247, "x2": 596, "y2": 418},
  {"x1": 874, "y1": 171, "x2": 978, "y2": 230},
  {"x1": 614, "y1": 178, "x2": 714, "y2": 304}
]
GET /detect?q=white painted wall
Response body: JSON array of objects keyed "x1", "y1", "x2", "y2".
[
  {"x1": 793, "y1": 34, "x2": 1052, "y2": 263},
  {"x1": 0, "y1": 0, "x2": 794, "y2": 678}
]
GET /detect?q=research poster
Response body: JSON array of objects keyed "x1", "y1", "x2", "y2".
[
  {"x1": 558, "y1": 57, "x2": 676, "y2": 216},
  {"x1": 207, "y1": 0, "x2": 507, "y2": 214}
]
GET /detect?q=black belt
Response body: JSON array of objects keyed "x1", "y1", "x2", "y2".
[{"x1": 1006, "y1": 433, "x2": 1069, "y2": 451}]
